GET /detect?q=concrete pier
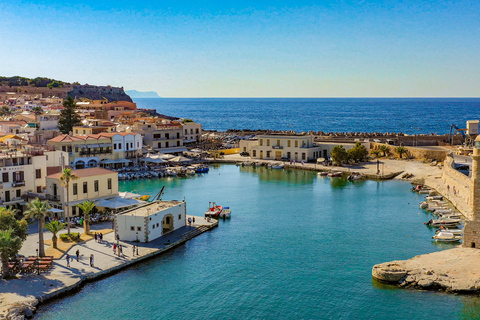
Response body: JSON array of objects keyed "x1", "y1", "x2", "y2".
[{"x1": 0, "y1": 215, "x2": 217, "y2": 319}]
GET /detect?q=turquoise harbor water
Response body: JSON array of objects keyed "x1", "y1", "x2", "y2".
[{"x1": 37, "y1": 165, "x2": 480, "y2": 319}]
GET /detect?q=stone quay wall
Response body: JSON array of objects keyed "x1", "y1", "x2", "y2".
[{"x1": 439, "y1": 154, "x2": 473, "y2": 219}]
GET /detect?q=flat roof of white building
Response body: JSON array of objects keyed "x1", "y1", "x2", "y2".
[{"x1": 121, "y1": 200, "x2": 184, "y2": 217}]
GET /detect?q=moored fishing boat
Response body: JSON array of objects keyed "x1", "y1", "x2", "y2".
[
  {"x1": 425, "y1": 218, "x2": 461, "y2": 227},
  {"x1": 204, "y1": 202, "x2": 224, "y2": 218},
  {"x1": 432, "y1": 231, "x2": 462, "y2": 242}
]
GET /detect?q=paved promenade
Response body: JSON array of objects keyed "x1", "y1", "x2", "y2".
[{"x1": 0, "y1": 215, "x2": 217, "y2": 319}]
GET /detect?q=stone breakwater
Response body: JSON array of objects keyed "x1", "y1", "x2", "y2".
[{"x1": 372, "y1": 248, "x2": 480, "y2": 293}]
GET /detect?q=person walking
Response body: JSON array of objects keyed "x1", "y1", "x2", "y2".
[
  {"x1": 193, "y1": 217, "x2": 195, "y2": 224},
  {"x1": 99, "y1": 233, "x2": 103, "y2": 243},
  {"x1": 94, "y1": 232, "x2": 97, "y2": 242},
  {"x1": 66, "y1": 254, "x2": 70, "y2": 267},
  {"x1": 113, "y1": 243, "x2": 117, "y2": 254},
  {"x1": 119, "y1": 245, "x2": 123, "y2": 256},
  {"x1": 75, "y1": 249, "x2": 80, "y2": 262},
  {"x1": 90, "y1": 254, "x2": 94, "y2": 267},
  {"x1": 132, "y1": 245, "x2": 136, "y2": 256}
]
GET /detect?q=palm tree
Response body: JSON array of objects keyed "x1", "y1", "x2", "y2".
[
  {"x1": 0, "y1": 229, "x2": 21, "y2": 278},
  {"x1": 396, "y1": 146, "x2": 408, "y2": 159},
  {"x1": 75, "y1": 200, "x2": 96, "y2": 235},
  {"x1": 380, "y1": 145, "x2": 391, "y2": 157},
  {"x1": 24, "y1": 198, "x2": 51, "y2": 257},
  {"x1": 58, "y1": 168, "x2": 78, "y2": 236},
  {"x1": 44, "y1": 220, "x2": 66, "y2": 249},
  {"x1": 370, "y1": 150, "x2": 381, "y2": 158}
]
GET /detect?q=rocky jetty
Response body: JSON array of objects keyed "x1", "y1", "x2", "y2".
[{"x1": 372, "y1": 247, "x2": 480, "y2": 293}]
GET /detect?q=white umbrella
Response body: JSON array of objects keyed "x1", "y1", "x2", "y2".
[
  {"x1": 170, "y1": 156, "x2": 192, "y2": 163},
  {"x1": 95, "y1": 197, "x2": 146, "y2": 209},
  {"x1": 119, "y1": 191, "x2": 141, "y2": 199}
]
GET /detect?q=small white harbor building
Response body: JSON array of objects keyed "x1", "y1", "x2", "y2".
[{"x1": 114, "y1": 200, "x2": 186, "y2": 242}]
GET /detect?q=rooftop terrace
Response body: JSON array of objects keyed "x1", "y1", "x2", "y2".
[{"x1": 121, "y1": 200, "x2": 184, "y2": 217}]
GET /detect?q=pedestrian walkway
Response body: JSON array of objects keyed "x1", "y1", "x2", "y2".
[{"x1": 0, "y1": 215, "x2": 217, "y2": 318}]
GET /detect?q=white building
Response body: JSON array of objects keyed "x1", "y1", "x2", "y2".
[{"x1": 115, "y1": 200, "x2": 186, "y2": 242}]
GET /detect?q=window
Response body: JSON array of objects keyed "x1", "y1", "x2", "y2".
[
  {"x1": 166, "y1": 217, "x2": 170, "y2": 224},
  {"x1": 177, "y1": 141, "x2": 180, "y2": 146},
  {"x1": 137, "y1": 142, "x2": 139, "y2": 148},
  {"x1": 37, "y1": 186, "x2": 42, "y2": 193},
  {"x1": 287, "y1": 152, "x2": 291, "y2": 159},
  {"x1": 107, "y1": 178, "x2": 112, "y2": 190},
  {"x1": 94, "y1": 180, "x2": 99, "y2": 192},
  {"x1": 13, "y1": 171, "x2": 24, "y2": 182},
  {"x1": 118, "y1": 143, "x2": 122, "y2": 149},
  {"x1": 176, "y1": 132, "x2": 180, "y2": 138},
  {"x1": 152, "y1": 224, "x2": 155, "y2": 229},
  {"x1": 196, "y1": 128, "x2": 199, "y2": 134},
  {"x1": 83, "y1": 130, "x2": 86, "y2": 134},
  {"x1": 166, "y1": 142, "x2": 169, "y2": 148},
  {"x1": 2, "y1": 172, "x2": 8, "y2": 183},
  {"x1": 185, "y1": 129, "x2": 188, "y2": 134},
  {"x1": 190, "y1": 129, "x2": 193, "y2": 134},
  {"x1": 295, "y1": 141, "x2": 298, "y2": 147},
  {"x1": 113, "y1": 144, "x2": 117, "y2": 150},
  {"x1": 158, "y1": 142, "x2": 161, "y2": 148},
  {"x1": 178, "y1": 214, "x2": 182, "y2": 220},
  {"x1": 130, "y1": 226, "x2": 135, "y2": 231},
  {"x1": 252, "y1": 150, "x2": 256, "y2": 157},
  {"x1": 73, "y1": 183, "x2": 78, "y2": 195},
  {"x1": 156, "y1": 223, "x2": 159, "y2": 227},
  {"x1": 259, "y1": 139, "x2": 263, "y2": 146},
  {"x1": 83, "y1": 182, "x2": 88, "y2": 193},
  {"x1": 165, "y1": 133, "x2": 170, "y2": 139},
  {"x1": 266, "y1": 151, "x2": 271, "y2": 158},
  {"x1": 75, "y1": 130, "x2": 78, "y2": 134},
  {"x1": 75, "y1": 147, "x2": 78, "y2": 153},
  {"x1": 277, "y1": 140, "x2": 280, "y2": 146},
  {"x1": 62, "y1": 146, "x2": 66, "y2": 152},
  {"x1": 35, "y1": 169, "x2": 41, "y2": 179},
  {"x1": 154, "y1": 133, "x2": 161, "y2": 139},
  {"x1": 16, "y1": 189, "x2": 21, "y2": 197},
  {"x1": 302, "y1": 153, "x2": 306, "y2": 160},
  {"x1": 267, "y1": 139, "x2": 270, "y2": 146},
  {"x1": 137, "y1": 227, "x2": 142, "y2": 231}
]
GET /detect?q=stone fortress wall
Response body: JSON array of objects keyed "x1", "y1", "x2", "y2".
[{"x1": 68, "y1": 85, "x2": 132, "y2": 102}]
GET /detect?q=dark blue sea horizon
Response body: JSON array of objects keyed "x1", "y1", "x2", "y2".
[{"x1": 134, "y1": 97, "x2": 480, "y2": 135}]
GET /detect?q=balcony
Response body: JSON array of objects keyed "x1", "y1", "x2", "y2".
[
  {"x1": 23, "y1": 192, "x2": 59, "y2": 201},
  {"x1": 12, "y1": 181, "x2": 25, "y2": 187},
  {"x1": 272, "y1": 146, "x2": 283, "y2": 149}
]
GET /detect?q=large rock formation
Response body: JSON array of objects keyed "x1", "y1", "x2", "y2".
[{"x1": 372, "y1": 247, "x2": 480, "y2": 293}]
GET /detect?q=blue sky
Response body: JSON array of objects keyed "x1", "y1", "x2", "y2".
[{"x1": 1, "y1": 1, "x2": 479, "y2": 97}]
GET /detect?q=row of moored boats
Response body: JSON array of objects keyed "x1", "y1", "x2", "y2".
[
  {"x1": 117, "y1": 164, "x2": 209, "y2": 181},
  {"x1": 414, "y1": 185, "x2": 464, "y2": 242}
]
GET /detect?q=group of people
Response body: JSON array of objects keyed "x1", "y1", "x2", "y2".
[
  {"x1": 94, "y1": 232, "x2": 104, "y2": 243},
  {"x1": 65, "y1": 250, "x2": 94, "y2": 268}
]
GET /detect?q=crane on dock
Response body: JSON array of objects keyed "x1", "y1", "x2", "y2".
[{"x1": 450, "y1": 124, "x2": 468, "y2": 146}]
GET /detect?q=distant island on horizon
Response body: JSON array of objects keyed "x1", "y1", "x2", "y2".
[{"x1": 126, "y1": 90, "x2": 161, "y2": 98}]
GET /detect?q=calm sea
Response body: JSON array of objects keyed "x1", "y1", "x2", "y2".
[
  {"x1": 134, "y1": 98, "x2": 480, "y2": 134},
  {"x1": 37, "y1": 165, "x2": 478, "y2": 320}
]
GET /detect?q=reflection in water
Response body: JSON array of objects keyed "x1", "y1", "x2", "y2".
[
  {"x1": 239, "y1": 166, "x2": 316, "y2": 185},
  {"x1": 460, "y1": 296, "x2": 480, "y2": 319}
]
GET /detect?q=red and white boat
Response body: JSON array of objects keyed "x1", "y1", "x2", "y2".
[{"x1": 204, "y1": 202, "x2": 231, "y2": 218}]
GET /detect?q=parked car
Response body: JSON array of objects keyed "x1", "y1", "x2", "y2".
[{"x1": 240, "y1": 152, "x2": 250, "y2": 156}]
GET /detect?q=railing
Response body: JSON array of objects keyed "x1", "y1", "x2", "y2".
[
  {"x1": 25, "y1": 191, "x2": 59, "y2": 201},
  {"x1": 12, "y1": 181, "x2": 25, "y2": 187},
  {"x1": 272, "y1": 146, "x2": 283, "y2": 149}
]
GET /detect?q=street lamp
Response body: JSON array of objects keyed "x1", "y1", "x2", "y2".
[{"x1": 36, "y1": 249, "x2": 40, "y2": 275}]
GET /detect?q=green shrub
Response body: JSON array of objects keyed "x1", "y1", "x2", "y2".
[{"x1": 59, "y1": 233, "x2": 70, "y2": 242}]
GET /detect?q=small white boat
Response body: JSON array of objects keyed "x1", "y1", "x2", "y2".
[
  {"x1": 347, "y1": 173, "x2": 363, "y2": 180},
  {"x1": 432, "y1": 231, "x2": 462, "y2": 242},
  {"x1": 425, "y1": 218, "x2": 461, "y2": 227},
  {"x1": 437, "y1": 227, "x2": 463, "y2": 236},
  {"x1": 219, "y1": 207, "x2": 231, "y2": 219},
  {"x1": 270, "y1": 162, "x2": 284, "y2": 169},
  {"x1": 328, "y1": 171, "x2": 342, "y2": 177},
  {"x1": 426, "y1": 195, "x2": 443, "y2": 201}
]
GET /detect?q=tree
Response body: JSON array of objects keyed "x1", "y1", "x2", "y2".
[
  {"x1": 75, "y1": 200, "x2": 96, "y2": 235},
  {"x1": 347, "y1": 142, "x2": 369, "y2": 163},
  {"x1": 0, "y1": 207, "x2": 28, "y2": 278},
  {"x1": 0, "y1": 106, "x2": 12, "y2": 116},
  {"x1": 44, "y1": 220, "x2": 66, "y2": 249},
  {"x1": 371, "y1": 150, "x2": 381, "y2": 158},
  {"x1": 396, "y1": 146, "x2": 408, "y2": 159},
  {"x1": 32, "y1": 106, "x2": 43, "y2": 115},
  {"x1": 58, "y1": 96, "x2": 81, "y2": 134},
  {"x1": 380, "y1": 145, "x2": 391, "y2": 157},
  {"x1": 24, "y1": 198, "x2": 51, "y2": 257},
  {"x1": 58, "y1": 168, "x2": 78, "y2": 235},
  {"x1": 330, "y1": 145, "x2": 349, "y2": 165}
]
